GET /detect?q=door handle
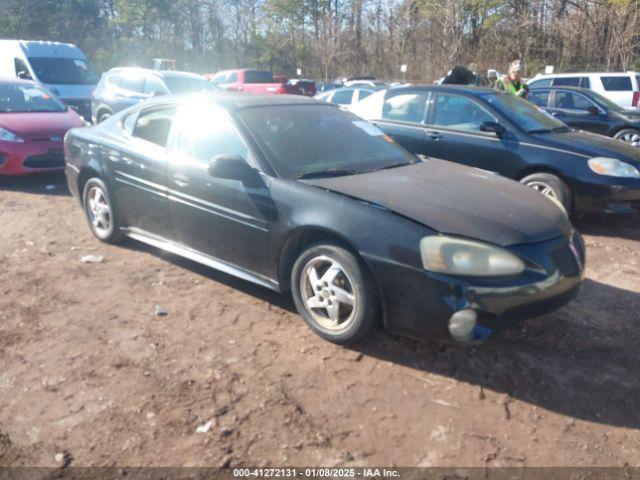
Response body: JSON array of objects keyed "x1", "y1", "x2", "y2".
[
  {"x1": 425, "y1": 130, "x2": 443, "y2": 141},
  {"x1": 173, "y1": 173, "x2": 189, "y2": 188}
]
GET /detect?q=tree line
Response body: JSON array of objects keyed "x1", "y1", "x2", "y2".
[{"x1": 0, "y1": 0, "x2": 638, "y2": 82}]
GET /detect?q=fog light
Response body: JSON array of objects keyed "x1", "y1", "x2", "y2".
[{"x1": 449, "y1": 309, "x2": 477, "y2": 342}]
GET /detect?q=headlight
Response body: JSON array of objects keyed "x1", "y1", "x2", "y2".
[
  {"x1": 588, "y1": 157, "x2": 640, "y2": 178},
  {"x1": 420, "y1": 236, "x2": 525, "y2": 277},
  {"x1": 0, "y1": 127, "x2": 24, "y2": 143}
]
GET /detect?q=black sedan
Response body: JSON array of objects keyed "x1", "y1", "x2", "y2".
[
  {"x1": 64, "y1": 93, "x2": 584, "y2": 344},
  {"x1": 528, "y1": 86, "x2": 640, "y2": 147},
  {"x1": 351, "y1": 85, "x2": 640, "y2": 214}
]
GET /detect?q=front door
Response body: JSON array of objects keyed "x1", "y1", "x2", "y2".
[
  {"x1": 424, "y1": 92, "x2": 521, "y2": 177},
  {"x1": 549, "y1": 90, "x2": 610, "y2": 135},
  {"x1": 166, "y1": 105, "x2": 271, "y2": 277}
]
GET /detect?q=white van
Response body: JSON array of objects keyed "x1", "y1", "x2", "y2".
[
  {"x1": 527, "y1": 72, "x2": 640, "y2": 111},
  {"x1": 0, "y1": 40, "x2": 97, "y2": 120}
]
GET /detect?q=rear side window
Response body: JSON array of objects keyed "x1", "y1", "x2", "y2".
[
  {"x1": 358, "y1": 89, "x2": 374, "y2": 101},
  {"x1": 553, "y1": 77, "x2": 581, "y2": 87},
  {"x1": 143, "y1": 75, "x2": 168, "y2": 95},
  {"x1": 601, "y1": 76, "x2": 632, "y2": 91},
  {"x1": 105, "y1": 73, "x2": 121, "y2": 87},
  {"x1": 383, "y1": 92, "x2": 428, "y2": 123},
  {"x1": 528, "y1": 78, "x2": 552, "y2": 88},
  {"x1": 132, "y1": 106, "x2": 176, "y2": 147},
  {"x1": 331, "y1": 89, "x2": 355, "y2": 105},
  {"x1": 528, "y1": 90, "x2": 550, "y2": 107},
  {"x1": 120, "y1": 73, "x2": 145, "y2": 93},
  {"x1": 14, "y1": 58, "x2": 31, "y2": 79},
  {"x1": 244, "y1": 70, "x2": 274, "y2": 83}
]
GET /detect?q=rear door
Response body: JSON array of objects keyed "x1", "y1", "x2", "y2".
[
  {"x1": 104, "y1": 104, "x2": 176, "y2": 238},
  {"x1": 549, "y1": 90, "x2": 610, "y2": 135},
  {"x1": 166, "y1": 104, "x2": 270, "y2": 276},
  {"x1": 374, "y1": 90, "x2": 430, "y2": 155}
]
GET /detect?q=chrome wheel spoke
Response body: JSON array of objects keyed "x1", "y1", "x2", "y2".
[
  {"x1": 326, "y1": 301, "x2": 340, "y2": 323},
  {"x1": 306, "y1": 295, "x2": 324, "y2": 309},
  {"x1": 321, "y1": 263, "x2": 341, "y2": 284},
  {"x1": 332, "y1": 286, "x2": 354, "y2": 306}
]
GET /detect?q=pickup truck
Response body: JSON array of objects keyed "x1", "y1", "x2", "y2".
[{"x1": 207, "y1": 69, "x2": 287, "y2": 94}]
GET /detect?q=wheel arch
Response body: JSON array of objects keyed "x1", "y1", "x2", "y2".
[
  {"x1": 77, "y1": 167, "x2": 102, "y2": 202},
  {"x1": 516, "y1": 165, "x2": 575, "y2": 211},
  {"x1": 611, "y1": 125, "x2": 640, "y2": 138},
  {"x1": 277, "y1": 226, "x2": 374, "y2": 294}
]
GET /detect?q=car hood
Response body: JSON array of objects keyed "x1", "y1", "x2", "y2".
[
  {"x1": 304, "y1": 159, "x2": 572, "y2": 246},
  {"x1": 0, "y1": 110, "x2": 84, "y2": 138},
  {"x1": 535, "y1": 130, "x2": 640, "y2": 164}
]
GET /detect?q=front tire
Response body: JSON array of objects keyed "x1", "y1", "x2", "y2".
[
  {"x1": 291, "y1": 244, "x2": 378, "y2": 344},
  {"x1": 520, "y1": 172, "x2": 572, "y2": 212},
  {"x1": 613, "y1": 128, "x2": 640, "y2": 147},
  {"x1": 82, "y1": 178, "x2": 123, "y2": 243}
]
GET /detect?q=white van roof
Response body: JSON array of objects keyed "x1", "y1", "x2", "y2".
[
  {"x1": 0, "y1": 40, "x2": 86, "y2": 59},
  {"x1": 533, "y1": 71, "x2": 637, "y2": 78}
]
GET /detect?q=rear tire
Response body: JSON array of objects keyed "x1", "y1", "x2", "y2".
[
  {"x1": 613, "y1": 128, "x2": 640, "y2": 147},
  {"x1": 82, "y1": 178, "x2": 123, "y2": 244},
  {"x1": 291, "y1": 243, "x2": 378, "y2": 344},
  {"x1": 520, "y1": 172, "x2": 572, "y2": 212}
]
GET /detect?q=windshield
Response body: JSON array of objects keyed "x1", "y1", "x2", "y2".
[
  {"x1": 163, "y1": 76, "x2": 214, "y2": 94},
  {"x1": 27, "y1": 57, "x2": 97, "y2": 85},
  {"x1": 237, "y1": 105, "x2": 416, "y2": 179},
  {"x1": 588, "y1": 90, "x2": 624, "y2": 111},
  {"x1": 0, "y1": 83, "x2": 67, "y2": 113},
  {"x1": 482, "y1": 92, "x2": 568, "y2": 133}
]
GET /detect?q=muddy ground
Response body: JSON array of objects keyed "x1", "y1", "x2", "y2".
[{"x1": 1, "y1": 173, "x2": 639, "y2": 468}]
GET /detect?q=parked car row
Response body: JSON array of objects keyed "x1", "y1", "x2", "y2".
[
  {"x1": 527, "y1": 71, "x2": 640, "y2": 110},
  {"x1": 0, "y1": 40, "x2": 637, "y2": 347},
  {"x1": 350, "y1": 85, "x2": 640, "y2": 214}
]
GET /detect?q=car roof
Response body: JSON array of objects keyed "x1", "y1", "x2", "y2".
[
  {"x1": 533, "y1": 72, "x2": 636, "y2": 78},
  {"x1": 141, "y1": 91, "x2": 321, "y2": 111},
  {"x1": 390, "y1": 84, "x2": 497, "y2": 95},
  {"x1": 107, "y1": 67, "x2": 203, "y2": 79},
  {"x1": 529, "y1": 85, "x2": 592, "y2": 93}
]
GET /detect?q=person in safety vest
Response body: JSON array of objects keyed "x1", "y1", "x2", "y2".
[{"x1": 495, "y1": 60, "x2": 528, "y2": 98}]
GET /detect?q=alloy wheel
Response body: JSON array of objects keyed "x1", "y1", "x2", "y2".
[
  {"x1": 86, "y1": 186, "x2": 112, "y2": 237},
  {"x1": 299, "y1": 255, "x2": 357, "y2": 331},
  {"x1": 615, "y1": 130, "x2": 640, "y2": 147},
  {"x1": 526, "y1": 180, "x2": 558, "y2": 199}
]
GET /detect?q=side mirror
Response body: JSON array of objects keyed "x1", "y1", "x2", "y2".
[
  {"x1": 480, "y1": 121, "x2": 505, "y2": 135},
  {"x1": 150, "y1": 90, "x2": 166, "y2": 97},
  {"x1": 208, "y1": 154, "x2": 262, "y2": 186},
  {"x1": 587, "y1": 105, "x2": 599, "y2": 115},
  {"x1": 17, "y1": 70, "x2": 31, "y2": 80}
]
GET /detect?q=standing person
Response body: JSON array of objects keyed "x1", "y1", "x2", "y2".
[{"x1": 495, "y1": 60, "x2": 528, "y2": 98}]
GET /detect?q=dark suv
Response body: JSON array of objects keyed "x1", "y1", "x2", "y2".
[{"x1": 91, "y1": 68, "x2": 214, "y2": 123}]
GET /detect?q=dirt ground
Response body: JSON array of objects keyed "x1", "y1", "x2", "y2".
[{"x1": 1, "y1": 173, "x2": 639, "y2": 468}]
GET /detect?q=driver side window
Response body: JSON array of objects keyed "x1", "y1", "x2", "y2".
[
  {"x1": 554, "y1": 92, "x2": 593, "y2": 112},
  {"x1": 175, "y1": 106, "x2": 250, "y2": 163},
  {"x1": 432, "y1": 93, "x2": 496, "y2": 131}
]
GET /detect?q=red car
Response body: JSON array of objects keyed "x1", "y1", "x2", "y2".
[
  {"x1": 0, "y1": 78, "x2": 85, "y2": 175},
  {"x1": 206, "y1": 69, "x2": 288, "y2": 94}
]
